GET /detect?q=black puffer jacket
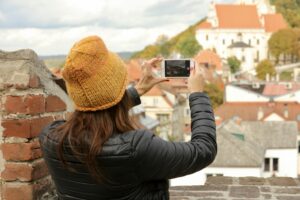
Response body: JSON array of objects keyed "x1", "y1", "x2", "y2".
[{"x1": 39, "y1": 92, "x2": 217, "y2": 200}]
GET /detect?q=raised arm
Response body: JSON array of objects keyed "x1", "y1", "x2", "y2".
[
  {"x1": 133, "y1": 91, "x2": 217, "y2": 181},
  {"x1": 131, "y1": 58, "x2": 217, "y2": 181}
]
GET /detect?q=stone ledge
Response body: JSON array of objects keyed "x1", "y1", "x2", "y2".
[{"x1": 170, "y1": 177, "x2": 300, "y2": 200}]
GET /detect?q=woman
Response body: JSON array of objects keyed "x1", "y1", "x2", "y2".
[{"x1": 40, "y1": 35, "x2": 217, "y2": 200}]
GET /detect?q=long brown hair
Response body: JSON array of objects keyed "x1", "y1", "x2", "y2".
[{"x1": 54, "y1": 91, "x2": 136, "y2": 181}]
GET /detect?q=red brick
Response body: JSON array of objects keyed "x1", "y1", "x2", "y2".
[
  {"x1": 2, "y1": 119, "x2": 31, "y2": 138},
  {"x1": 15, "y1": 84, "x2": 29, "y2": 90},
  {"x1": 5, "y1": 95, "x2": 45, "y2": 115},
  {"x1": 5, "y1": 96, "x2": 26, "y2": 113},
  {"x1": 2, "y1": 183, "x2": 33, "y2": 200},
  {"x1": 29, "y1": 75, "x2": 40, "y2": 88},
  {"x1": 1, "y1": 141, "x2": 41, "y2": 161},
  {"x1": 30, "y1": 116, "x2": 53, "y2": 137},
  {"x1": 1, "y1": 160, "x2": 48, "y2": 182},
  {"x1": 1, "y1": 162, "x2": 32, "y2": 181},
  {"x1": 24, "y1": 95, "x2": 45, "y2": 114},
  {"x1": 46, "y1": 95, "x2": 66, "y2": 112}
]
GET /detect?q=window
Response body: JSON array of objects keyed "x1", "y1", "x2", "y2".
[
  {"x1": 298, "y1": 141, "x2": 300, "y2": 153},
  {"x1": 156, "y1": 114, "x2": 170, "y2": 125},
  {"x1": 264, "y1": 157, "x2": 279, "y2": 172},
  {"x1": 223, "y1": 39, "x2": 225, "y2": 45},
  {"x1": 257, "y1": 51, "x2": 260, "y2": 62},
  {"x1": 206, "y1": 173, "x2": 223, "y2": 178},
  {"x1": 264, "y1": 158, "x2": 270, "y2": 171},
  {"x1": 249, "y1": 39, "x2": 251, "y2": 45},
  {"x1": 257, "y1": 39, "x2": 260, "y2": 45},
  {"x1": 242, "y1": 56, "x2": 245, "y2": 62},
  {"x1": 231, "y1": 39, "x2": 234, "y2": 44},
  {"x1": 273, "y1": 158, "x2": 278, "y2": 171},
  {"x1": 206, "y1": 35, "x2": 209, "y2": 41}
]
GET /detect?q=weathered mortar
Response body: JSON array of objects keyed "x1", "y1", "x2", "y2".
[{"x1": 0, "y1": 49, "x2": 73, "y2": 200}]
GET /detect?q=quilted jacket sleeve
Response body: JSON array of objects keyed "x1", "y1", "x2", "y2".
[{"x1": 133, "y1": 92, "x2": 217, "y2": 181}]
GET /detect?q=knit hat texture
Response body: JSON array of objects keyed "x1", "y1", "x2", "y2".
[{"x1": 62, "y1": 35, "x2": 128, "y2": 111}]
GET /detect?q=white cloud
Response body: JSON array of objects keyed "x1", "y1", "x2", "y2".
[
  {"x1": 0, "y1": 0, "x2": 235, "y2": 55},
  {"x1": 0, "y1": 24, "x2": 187, "y2": 55}
]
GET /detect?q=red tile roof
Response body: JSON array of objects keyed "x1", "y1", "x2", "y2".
[
  {"x1": 215, "y1": 4, "x2": 262, "y2": 29},
  {"x1": 263, "y1": 83, "x2": 300, "y2": 96},
  {"x1": 263, "y1": 14, "x2": 287, "y2": 32},
  {"x1": 126, "y1": 60, "x2": 142, "y2": 82},
  {"x1": 215, "y1": 102, "x2": 300, "y2": 129},
  {"x1": 194, "y1": 50, "x2": 223, "y2": 72},
  {"x1": 197, "y1": 21, "x2": 212, "y2": 29}
]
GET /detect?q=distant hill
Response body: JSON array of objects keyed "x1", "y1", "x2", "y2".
[
  {"x1": 117, "y1": 51, "x2": 135, "y2": 60},
  {"x1": 132, "y1": 19, "x2": 205, "y2": 59},
  {"x1": 40, "y1": 52, "x2": 135, "y2": 69}
]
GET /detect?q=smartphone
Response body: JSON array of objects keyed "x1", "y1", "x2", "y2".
[{"x1": 162, "y1": 59, "x2": 195, "y2": 78}]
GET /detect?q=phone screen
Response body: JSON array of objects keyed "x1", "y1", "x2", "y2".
[{"x1": 164, "y1": 60, "x2": 191, "y2": 77}]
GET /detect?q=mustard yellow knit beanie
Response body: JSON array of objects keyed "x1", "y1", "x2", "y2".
[{"x1": 62, "y1": 35, "x2": 128, "y2": 111}]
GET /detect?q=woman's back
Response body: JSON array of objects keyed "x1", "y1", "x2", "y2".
[{"x1": 39, "y1": 35, "x2": 217, "y2": 200}]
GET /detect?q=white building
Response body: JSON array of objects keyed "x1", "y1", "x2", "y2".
[
  {"x1": 196, "y1": 0, "x2": 287, "y2": 74},
  {"x1": 225, "y1": 82, "x2": 300, "y2": 103},
  {"x1": 171, "y1": 120, "x2": 299, "y2": 186}
]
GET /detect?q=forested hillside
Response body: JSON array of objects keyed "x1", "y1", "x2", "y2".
[{"x1": 131, "y1": 19, "x2": 204, "y2": 59}]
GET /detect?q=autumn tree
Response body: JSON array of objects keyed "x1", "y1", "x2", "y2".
[
  {"x1": 272, "y1": 0, "x2": 300, "y2": 28},
  {"x1": 256, "y1": 59, "x2": 276, "y2": 80},
  {"x1": 175, "y1": 31, "x2": 201, "y2": 57},
  {"x1": 268, "y1": 28, "x2": 299, "y2": 63},
  {"x1": 227, "y1": 56, "x2": 241, "y2": 73},
  {"x1": 204, "y1": 83, "x2": 223, "y2": 109}
]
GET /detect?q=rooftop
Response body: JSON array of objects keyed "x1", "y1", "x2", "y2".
[
  {"x1": 215, "y1": 101, "x2": 300, "y2": 130},
  {"x1": 212, "y1": 119, "x2": 298, "y2": 167},
  {"x1": 215, "y1": 4, "x2": 262, "y2": 29},
  {"x1": 263, "y1": 14, "x2": 288, "y2": 32}
]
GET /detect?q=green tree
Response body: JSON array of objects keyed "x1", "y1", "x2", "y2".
[
  {"x1": 175, "y1": 32, "x2": 201, "y2": 57},
  {"x1": 256, "y1": 59, "x2": 276, "y2": 80},
  {"x1": 268, "y1": 28, "x2": 299, "y2": 63},
  {"x1": 272, "y1": 0, "x2": 300, "y2": 28},
  {"x1": 132, "y1": 45, "x2": 160, "y2": 59},
  {"x1": 132, "y1": 19, "x2": 205, "y2": 59},
  {"x1": 204, "y1": 83, "x2": 223, "y2": 109},
  {"x1": 227, "y1": 56, "x2": 241, "y2": 73}
]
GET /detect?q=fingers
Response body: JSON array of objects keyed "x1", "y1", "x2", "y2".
[
  {"x1": 142, "y1": 57, "x2": 163, "y2": 75},
  {"x1": 154, "y1": 78, "x2": 169, "y2": 85},
  {"x1": 149, "y1": 56, "x2": 163, "y2": 65}
]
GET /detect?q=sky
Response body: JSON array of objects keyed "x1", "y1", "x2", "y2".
[{"x1": 0, "y1": 0, "x2": 234, "y2": 55}]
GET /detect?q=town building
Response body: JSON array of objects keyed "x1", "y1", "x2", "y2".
[
  {"x1": 171, "y1": 119, "x2": 298, "y2": 186},
  {"x1": 196, "y1": 0, "x2": 287, "y2": 74},
  {"x1": 225, "y1": 82, "x2": 300, "y2": 103}
]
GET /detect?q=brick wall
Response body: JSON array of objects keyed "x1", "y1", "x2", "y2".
[
  {"x1": 0, "y1": 49, "x2": 73, "y2": 200},
  {"x1": 170, "y1": 176, "x2": 300, "y2": 200}
]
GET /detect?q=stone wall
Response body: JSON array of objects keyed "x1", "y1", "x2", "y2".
[
  {"x1": 0, "y1": 49, "x2": 73, "y2": 200},
  {"x1": 170, "y1": 176, "x2": 300, "y2": 200}
]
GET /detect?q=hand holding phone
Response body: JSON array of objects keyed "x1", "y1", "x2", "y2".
[
  {"x1": 188, "y1": 61, "x2": 205, "y2": 93},
  {"x1": 162, "y1": 59, "x2": 195, "y2": 78}
]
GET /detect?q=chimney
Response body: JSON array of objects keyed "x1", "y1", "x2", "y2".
[{"x1": 257, "y1": 107, "x2": 264, "y2": 120}]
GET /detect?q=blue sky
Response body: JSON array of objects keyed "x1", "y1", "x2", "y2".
[{"x1": 0, "y1": 0, "x2": 234, "y2": 55}]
